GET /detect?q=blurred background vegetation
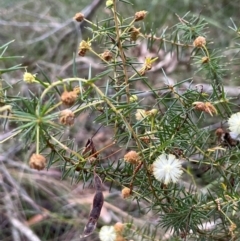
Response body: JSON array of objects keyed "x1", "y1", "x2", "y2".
[{"x1": 0, "y1": 0, "x2": 240, "y2": 240}]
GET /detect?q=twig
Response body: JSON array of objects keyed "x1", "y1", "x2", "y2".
[{"x1": 9, "y1": 218, "x2": 41, "y2": 241}]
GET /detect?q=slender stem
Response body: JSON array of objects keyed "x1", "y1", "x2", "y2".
[
  {"x1": 50, "y1": 135, "x2": 84, "y2": 162},
  {"x1": 36, "y1": 78, "x2": 88, "y2": 115},
  {"x1": 202, "y1": 45, "x2": 210, "y2": 59},
  {"x1": 36, "y1": 124, "x2": 40, "y2": 155},
  {"x1": 45, "y1": 102, "x2": 62, "y2": 115},
  {"x1": 73, "y1": 100, "x2": 104, "y2": 114},
  {"x1": 90, "y1": 48, "x2": 109, "y2": 64},
  {"x1": 145, "y1": 34, "x2": 194, "y2": 47},
  {"x1": 112, "y1": 0, "x2": 130, "y2": 102}
]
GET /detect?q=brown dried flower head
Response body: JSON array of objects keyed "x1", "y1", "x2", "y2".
[
  {"x1": 61, "y1": 90, "x2": 78, "y2": 106},
  {"x1": 140, "y1": 132, "x2": 156, "y2": 144},
  {"x1": 122, "y1": 187, "x2": 131, "y2": 198},
  {"x1": 134, "y1": 10, "x2": 147, "y2": 22},
  {"x1": 129, "y1": 26, "x2": 141, "y2": 41},
  {"x1": 101, "y1": 50, "x2": 113, "y2": 61},
  {"x1": 124, "y1": 150, "x2": 140, "y2": 165},
  {"x1": 115, "y1": 235, "x2": 126, "y2": 241},
  {"x1": 215, "y1": 128, "x2": 224, "y2": 138},
  {"x1": 203, "y1": 102, "x2": 218, "y2": 116},
  {"x1": 229, "y1": 222, "x2": 237, "y2": 233},
  {"x1": 193, "y1": 101, "x2": 217, "y2": 116},
  {"x1": 74, "y1": 12, "x2": 84, "y2": 22},
  {"x1": 193, "y1": 36, "x2": 206, "y2": 48},
  {"x1": 78, "y1": 40, "x2": 91, "y2": 56},
  {"x1": 29, "y1": 154, "x2": 46, "y2": 171},
  {"x1": 59, "y1": 109, "x2": 75, "y2": 126},
  {"x1": 114, "y1": 222, "x2": 124, "y2": 234}
]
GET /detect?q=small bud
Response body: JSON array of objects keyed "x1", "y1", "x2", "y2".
[
  {"x1": 140, "y1": 132, "x2": 155, "y2": 144},
  {"x1": 201, "y1": 56, "x2": 209, "y2": 63},
  {"x1": 122, "y1": 187, "x2": 131, "y2": 198},
  {"x1": 129, "y1": 95, "x2": 138, "y2": 102},
  {"x1": 106, "y1": 0, "x2": 113, "y2": 8},
  {"x1": 139, "y1": 57, "x2": 158, "y2": 75},
  {"x1": 74, "y1": 12, "x2": 84, "y2": 22},
  {"x1": 129, "y1": 26, "x2": 141, "y2": 41},
  {"x1": 193, "y1": 36, "x2": 206, "y2": 48},
  {"x1": 146, "y1": 108, "x2": 158, "y2": 116},
  {"x1": 134, "y1": 10, "x2": 147, "y2": 22},
  {"x1": 29, "y1": 154, "x2": 46, "y2": 171},
  {"x1": 78, "y1": 40, "x2": 91, "y2": 57},
  {"x1": 61, "y1": 90, "x2": 78, "y2": 106},
  {"x1": 135, "y1": 109, "x2": 147, "y2": 121},
  {"x1": 23, "y1": 72, "x2": 36, "y2": 83},
  {"x1": 124, "y1": 151, "x2": 140, "y2": 165},
  {"x1": 73, "y1": 86, "x2": 81, "y2": 95},
  {"x1": 229, "y1": 222, "x2": 236, "y2": 232},
  {"x1": 101, "y1": 50, "x2": 113, "y2": 61},
  {"x1": 59, "y1": 109, "x2": 75, "y2": 126}
]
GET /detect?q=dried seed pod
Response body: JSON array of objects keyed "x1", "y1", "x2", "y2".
[
  {"x1": 82, "y1": 138, "x2": 97, "y2": 158},
  {"x1": 94, "y1": 172, "x2": 103, "y2": 192},
  {"x1": 82, "y1": 191, "x2": 104, "y2": 237},
  {"x1": 82, "y1": 172, "x2": 104, "y2": 238}
]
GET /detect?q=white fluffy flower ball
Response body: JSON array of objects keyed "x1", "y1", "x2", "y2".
[
  {"x1": 152, "y1": 153, "x2": 183, "y2": 184},
  {"x1": 228, "y1": 112, "x2": 240, "y2": 136},
  {"x1": 99, "y1": 225, "x2": 117, "y2": 241}
]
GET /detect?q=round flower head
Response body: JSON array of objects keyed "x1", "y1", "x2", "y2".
[
  {"x1": 228, "y1": 112, "x2": 240, "y2": 136},
  {"x1": 59, "y1": 109, "x2": 75, "y2": 126},
  {"x1": 135, "y1": 109, "x2": 147, "y2": 121},
  {"x1": 121, "y1": 187, "x2": 131, "y2": 199},
  {"x1": 124, "y1": 150, "x2": 140, "y2": 165},
  {"x1": 152, "y1": 153, "x2": 183, "y2": 184},
  {"x1": 61, "y1": 90, "x2": 78, "y2": 106},
  {"x1": 134, "y1": 10, "x2": 147, "y2": 22},
  {"x1": 29, "y1": 154, "x2": 46, "y2": 171},
  {"x1": 74, "y1": 12, "x2": 84, "y2": 22},
  {"x1": 99, "y1": 225, "x2": 117, "y2": 241},
  {"x1": 23, "y1": 72, "x2": 36, "y2": 83},
  {"x1": 114, "y1": 222, "x2": 124, "y2": 234},
  {"x1": 193, "y1": 36, "x2": 206, "y2": 48}
]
